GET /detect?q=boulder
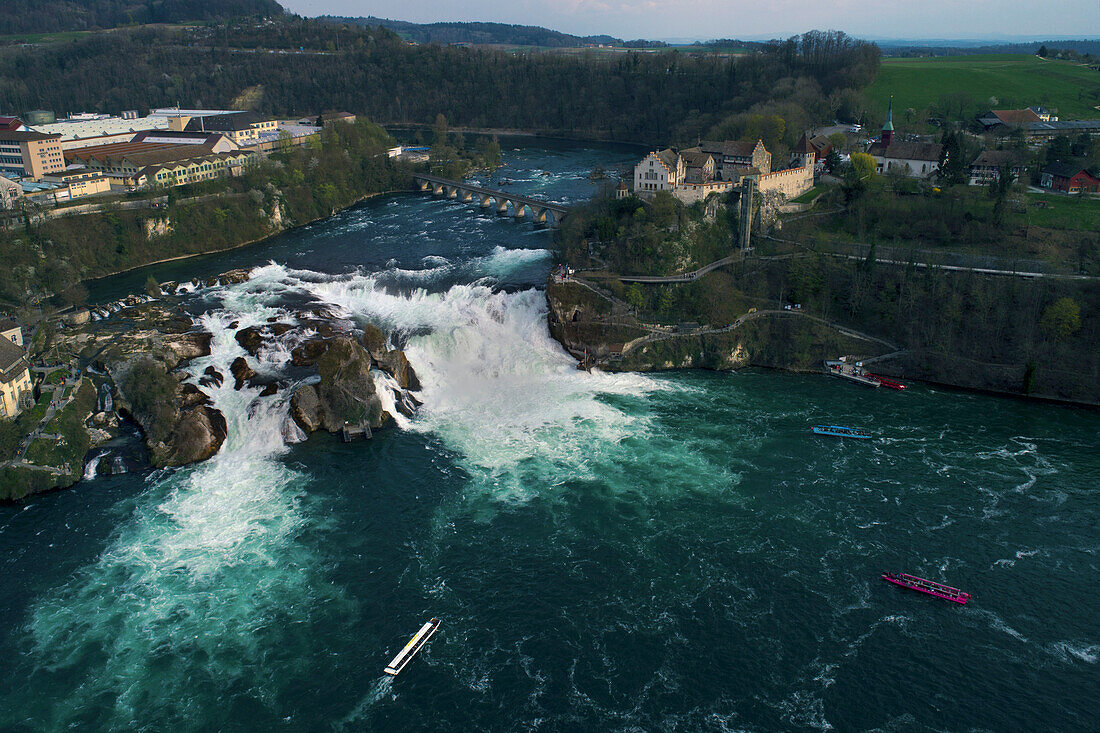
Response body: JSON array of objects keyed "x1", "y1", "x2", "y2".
[
  {"x1": 290, "y1": 338, "x2": 329, "y2": 367},
  {"x1": 290, "y1": 336, "x2": 388, "y2": 435},
  {"x1": 203, "y1": 365, "x2": 224, "y2": 387},
  {"x1": 375, "y1": 349, "x2": 421, "y2": 391},
  {"x1": 290, "y1": 384, "x2": 324, "y2": 433},
  {"x1": 218, "y1": 269, "x2": 251, "y2": 286},
  {"x1": 164, "y1": 405, "x2": 227, "y2": 465},
  {"x1": 179, "y1": 382, "x2": 211, "y2": 409},
  {"x1": 235, "y1": 323, "x2": 292, "y2": 357},
  {"x1": 230, "y1": 356, "x2": 256, "y2": 390},
  {"x1": 361, "y1": 323, "x2": 388, "y2": 360}
]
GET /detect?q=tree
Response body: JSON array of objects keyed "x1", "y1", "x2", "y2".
[
  {"x1": 624, "y1": 284, "x2": 644, "y2": 312},
  {"x1": 1040, "y1": 297, "x2": 1082, "y2": 339},
  {"x1": 850, "y1": 152, "x2": 875, "y2": 181},
  {"x1": 1038, "y1": 45, "x2": 1049, "y2": 57},
  {"x1": 432, "y1": 113, "x2": 449, "y2": 149}
]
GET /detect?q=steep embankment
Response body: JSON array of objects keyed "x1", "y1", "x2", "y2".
[{"x1": 546, "y1": 254, "x2": 1100, "y2": 406}]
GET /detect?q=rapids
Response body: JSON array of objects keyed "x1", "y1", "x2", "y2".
[{"x1": 0, "y1": 140, "x2": 1096, "y2": 731}]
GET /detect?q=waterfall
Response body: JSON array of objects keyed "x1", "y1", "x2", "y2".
[{"x1": 83, "y1": 452, "x2": 103, "y2": 481}]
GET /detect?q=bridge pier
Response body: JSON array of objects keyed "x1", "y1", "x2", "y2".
[{"x1": 414, "y1": 174, "x2": 568, "y2": 227}]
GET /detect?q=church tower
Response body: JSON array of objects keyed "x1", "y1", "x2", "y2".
[{"x1": 881, "y1": 95, "x2": 895, "y2": 148}]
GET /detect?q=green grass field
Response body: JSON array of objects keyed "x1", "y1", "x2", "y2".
[
  {"x1": 867, "y1": 54, "x2": 1100, "y2": 121},
  {"x1": 1016, "y1": 193, "x2": 1100, "y2": 232}
]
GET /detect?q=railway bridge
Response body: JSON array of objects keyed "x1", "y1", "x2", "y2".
[{"x1": 412, "y1": 174, "x2": 571, "y2": 226}]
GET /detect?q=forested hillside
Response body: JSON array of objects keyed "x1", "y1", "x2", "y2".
[
  {"x1": 325, "y1": 16, "x2": 621, "y2": 47},
  {"x1": 0, "y1": 0, "x2": 283, "y2": 35},
  {"x1": 0, "y1": 22, "x2": 879, "y2": 148}
]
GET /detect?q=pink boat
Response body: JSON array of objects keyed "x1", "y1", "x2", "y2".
[{"x1": 881, "y1": 572, "x2": 970, "y2": 604}]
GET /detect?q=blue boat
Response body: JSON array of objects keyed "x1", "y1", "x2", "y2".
[{"x1": 812, "y1": 425, "x2": 872, "y2": 439}]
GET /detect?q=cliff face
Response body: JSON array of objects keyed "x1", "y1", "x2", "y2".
[{"x1": 546, "y1": 280, "x2": 881, "y2": 375}]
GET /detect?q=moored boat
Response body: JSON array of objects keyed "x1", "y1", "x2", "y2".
[
  {"x1": 881, "y1": 572, "x2": 970, "y2": 604},
  {"x1": 868, "y1": 373, "x2": 906, "y2": 390},
  {"x1": 812, "y1": 425, "x2": 872, "y2": 439},
  {"x1": 384, "y1": 618, "x2": 441, "y2": 676}
]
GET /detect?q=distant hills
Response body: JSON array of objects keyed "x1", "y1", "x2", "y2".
[
  {"x1": 880, "y1": 38, "x2": 1100, "y2": 57},
  {"x1": 321, "y1": 16, "x2": 622, "y2": 48},
  {"x1": 0, "y1": 0, "x2": 284, "y2": 35}
]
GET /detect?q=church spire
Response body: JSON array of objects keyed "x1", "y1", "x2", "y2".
[{"x1": 881, "y1": 95, "x2": 895, "y2": 146}]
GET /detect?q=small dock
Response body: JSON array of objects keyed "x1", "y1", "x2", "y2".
[
  {"x1": 824, "y1": 359, "x2": 881, "y2": 388},
  {"x1": 341, "y1": 421, "x2": 373, "y2": 442}
]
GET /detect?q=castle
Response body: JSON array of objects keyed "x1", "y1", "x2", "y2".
[{"x1": 632, "y1": 136, "x2": 815, "y2": 204}]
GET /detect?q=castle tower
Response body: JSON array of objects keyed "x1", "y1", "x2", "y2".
[
  {"x1": 881, "y1": 95, "x2": 895, "y2": 148},
  {"x1": 793, "y1": 132, "x2": 817, "y2": 169}
]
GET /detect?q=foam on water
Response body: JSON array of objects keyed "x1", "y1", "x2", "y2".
[
  {"x1": 7, "y1": 290, "x2": 341, "y2": 729},
  {"x1": 279, "y1": 265, "x2": 676, "y2": 503}
]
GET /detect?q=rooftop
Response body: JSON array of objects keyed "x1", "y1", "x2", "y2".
[
  {"x1": 0, "y1": 130, "x2": 60, "y2": 142},
  {"x1": 869, "y1": 140, "x2": 943, "y2": 162},
  {"x1": 0, "y1": 333, "x2": 28, "y2": 379},
  {"x1": 183, "y1": 111, "x2": 262, "y2": 133}
]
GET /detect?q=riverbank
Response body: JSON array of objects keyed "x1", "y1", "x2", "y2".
[{"x1": 80, "y1": 188, "x2": 411, "y2": 295}]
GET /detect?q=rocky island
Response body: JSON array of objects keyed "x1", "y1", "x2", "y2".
[{"x1": 0, "y1": 269, "x2": 421, "y2": 501}]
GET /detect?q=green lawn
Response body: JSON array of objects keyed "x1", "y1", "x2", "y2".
[
  {"x1": 1015, "y1": 193, "x2": 1100, "y2": 232},
  {"x1": 867, "y1": 54, "x2": 1100, "y2": 121},
  {"x1": 789, "y1": 184, "x2": 827, "y2": 204}
]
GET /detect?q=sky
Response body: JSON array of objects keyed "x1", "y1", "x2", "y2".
[{"x1": 278, "y1": 0, "x2": 1100, "y2": 41}]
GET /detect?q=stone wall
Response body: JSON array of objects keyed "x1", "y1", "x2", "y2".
[{"x1": 756, "y1": 164, "x2": 813, "y2": 199}]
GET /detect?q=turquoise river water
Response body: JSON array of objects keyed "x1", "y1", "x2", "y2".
[{"x1": 0, "y1": 141, "x2": 1097, "y2": 732}]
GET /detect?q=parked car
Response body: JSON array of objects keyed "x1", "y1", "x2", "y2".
[{"x1": 848, "y1": 124, "x2": 862, "y2": 133}]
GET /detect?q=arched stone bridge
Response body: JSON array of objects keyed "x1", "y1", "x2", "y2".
[{"x1": 413, "y1": 174, "x2": 571, "y2": 226}]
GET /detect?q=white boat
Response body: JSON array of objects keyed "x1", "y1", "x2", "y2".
[{"x1": 384, "y1": 618, "x2": 440, "y2": 676}]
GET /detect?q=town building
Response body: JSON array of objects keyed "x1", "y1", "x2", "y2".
[
  {"x1": 694, "y1": 139, "x2": 772, "y2": 177},
  {"x1": 0, "y1": 328, "x2": 33, "y2": 419},
  {"x1": 0, "y1": 130, "x2": 65, "y2": 180},
  {"x1": 976, "y1": 108, "x2": 1042, "y2": 131},
  {"x1": 30, "y1": 112, "x2": 172, "y2": 151},
  {"x1": 1025, "y1": 119, "x2": 1100, "y2": 141},
  {"x1": 1039, "y1": 162, "x2": 1100, "y2": 194},
  {"x1": 968, "y1": 150, "x2": 1030, "y2": 186},
  {"x1": 67, "y1": 132, "x2": 248, "y2": 188},
  {"x1": 1029, "y1": 106, "x2": 1058, "y2": 122},
  {"x1": 0, "y1": 175, "x2": 23, "y2": 209},
  {"x1": 0, "y1": 318, "x2": 21, "y2": 345},
  {"x1": 867, "y1": 140, "x2": 943, "y2": 178},
  {"x1": 0, "y1": 117, "x2": 25, "y2": 132},
  {"x1": 320, "y1": 111, "x2": 357, "y2": 126},
  {"x1": 153, "y1": 110, "x2": 278, "y2": 146},
  {"x1": 41, "y1": 170, "x2": 112, "y2": 199},
  {"x1": 238, "y1": 121, "x2": 321, "y2": 152}
]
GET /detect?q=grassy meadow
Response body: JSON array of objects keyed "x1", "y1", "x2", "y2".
[{"x1": 866, "y1": 54, "x2": 1100, "y2": 121}]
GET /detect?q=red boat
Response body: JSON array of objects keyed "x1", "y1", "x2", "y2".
[
  {"x1": 868, "y1": 373, "x2": 906, "y2": 390},
  {"x1": 881, "y1": 572, "x2": 970, "y2": 604}
]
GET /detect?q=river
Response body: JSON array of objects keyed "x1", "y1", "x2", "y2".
[{"x1": 1, "y1": 140, "x2": 1097, "y2": 731}]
